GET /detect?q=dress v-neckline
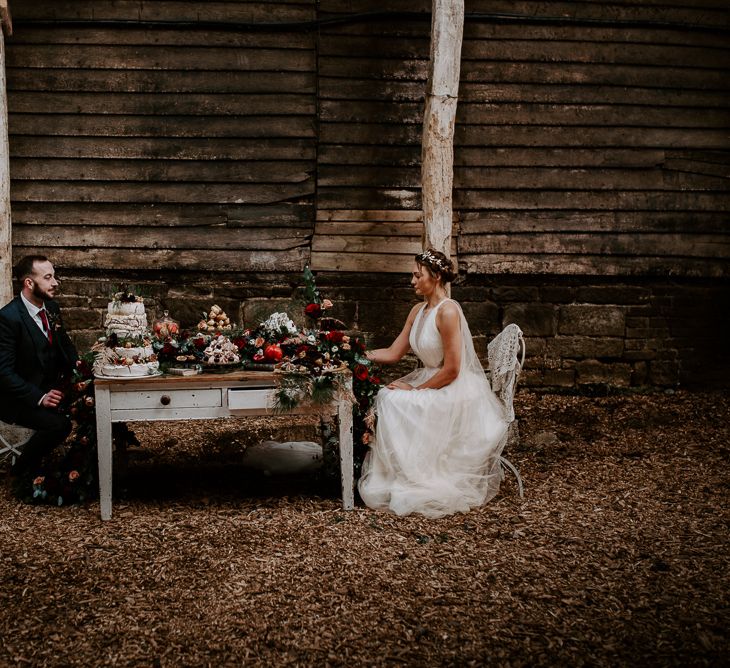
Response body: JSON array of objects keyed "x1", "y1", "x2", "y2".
[
  {"x1": 421, "y1": 297, "x2": 448, "y2": 317},
  {"x1": 413, "y1": 298, "x2": 448, "y2": 347}
]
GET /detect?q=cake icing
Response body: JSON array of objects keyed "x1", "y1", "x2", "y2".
[
  {"x1": 94, "y1": 294, "x2": 159, "y2": 377},
  {"x1": 104, "y1": 298, "x2": 148, "y2": 338}
]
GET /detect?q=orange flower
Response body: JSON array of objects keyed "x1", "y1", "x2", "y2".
[
  {"x1": 68, "y1": 470, "x2": 80, "y2": 482},
  {"x1": 33, "y1": 476, "x2": 45, "y2": 486}
]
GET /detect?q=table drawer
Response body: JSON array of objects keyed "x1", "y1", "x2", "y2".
[
  {"x1": 110, "y1": 389, "x2": 222, "y2": 410},
  {"x1": 227, "y1": 388, "x2": 273, "y2": 410}
]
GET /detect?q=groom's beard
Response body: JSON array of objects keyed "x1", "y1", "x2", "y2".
[{"x1": 32, "y1": 283, "x2": 56, "y2": 302}]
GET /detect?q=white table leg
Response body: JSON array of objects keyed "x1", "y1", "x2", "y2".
[
  {"x1": 338, "y1": 397, "x2": 354, "y2": 510},
  {"x1": 95, "y1": 384, "x2": 113, "y2": 521}
]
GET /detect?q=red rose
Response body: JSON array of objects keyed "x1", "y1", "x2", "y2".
[
  {"x1": 162, "y1": 342, "x2": 176, "y2": 355},
  {"x1": 193, "y1": 337, "x2": 207, "y2": 350},
  {"x1": 231, "y1": 337, "x2": 246, "y2": 350},
  {"x1": 370, "y1": 376, "x2": 382, "y2": 385},
  {"x1": 354, "y1": 364, "x2": 369, "y2": 381},
  {"x1": 305, "y1": 303, "x2": 322, "y2": 318},
  {"x1": 326, "y1": 330, "x2": 344, "y2": 343},
  {"x1": 264, "y1": 344, "x2": 283, "y2": 362}
]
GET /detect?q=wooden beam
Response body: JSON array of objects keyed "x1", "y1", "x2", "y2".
[
  {"x1": 0, "y1": 1, "x2": 11, "y2": 38},
  {"x1": 421, "y1": 0, "x2": 463, "y2": 258},
  {"x1": 0, "y1": 10, "x2": 10, "y2": 305}
]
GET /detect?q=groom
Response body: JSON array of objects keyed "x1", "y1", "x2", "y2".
[{"x1": 0, "y1": 255, "x2": 78, "y2": 477}]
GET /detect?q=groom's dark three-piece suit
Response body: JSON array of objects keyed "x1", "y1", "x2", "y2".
[{"x1": 0, "y1": 296, "x2": 78, "y2": 473}]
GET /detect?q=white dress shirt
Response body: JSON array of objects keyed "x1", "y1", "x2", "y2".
[
  {"x1": 20, "y1": 292, "x2": 49, "y2": 337},
  {"x1": 20, "y1": 293, "x2": 51, "y2": 405}
]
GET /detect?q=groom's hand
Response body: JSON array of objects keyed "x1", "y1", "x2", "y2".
[{"x1": 41, "y1": 389, "x2": 65, "y2": 409}]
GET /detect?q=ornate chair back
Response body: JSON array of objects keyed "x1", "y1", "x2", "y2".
[
  {"x1": 487, "y1": 323, "x2": 526, "y2": 497},
  {"x1": 0, "y1": 421, "x2": 35, "y2": 467}
]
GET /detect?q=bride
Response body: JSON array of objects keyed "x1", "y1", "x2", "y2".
[{"x1": 359, "y1": 249, "x2": 508, "y2": 518}]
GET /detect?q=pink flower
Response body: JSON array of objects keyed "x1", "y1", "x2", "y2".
[
  {"x1": 322, "y1": 299, "x2": 333, "y2": 309},
  {"x1": 68, "y1": 470, "x2": 80, "y2": 482},
  {"x1": 33, "y1": 476, "x2": 45, "y2": 486}
]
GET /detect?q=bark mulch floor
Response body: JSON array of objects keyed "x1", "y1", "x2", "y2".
[{"x1": 0, "y1": 389, "x2": 727, "y2": 667}]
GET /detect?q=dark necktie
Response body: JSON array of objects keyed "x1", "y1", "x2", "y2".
[{"x1": 38, "y1": 309, "x2": 53, "y2": 344}]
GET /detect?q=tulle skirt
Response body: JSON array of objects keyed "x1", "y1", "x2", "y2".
[{"x1": 358, "y1": 367, "x2": 508, "y2": 518}]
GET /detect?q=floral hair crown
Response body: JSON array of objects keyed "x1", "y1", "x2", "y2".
[{"x1": 416, "y1": 249, "x2": 449, "y2": 271}]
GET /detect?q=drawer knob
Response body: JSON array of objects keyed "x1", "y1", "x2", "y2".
[{"x1": 160, "y1": 395, "x2": 171, "y2": 406}]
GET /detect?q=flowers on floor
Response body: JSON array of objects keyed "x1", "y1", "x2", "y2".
[{"x1": 25, "y1": 352, "x2": 100, "y2": 506}]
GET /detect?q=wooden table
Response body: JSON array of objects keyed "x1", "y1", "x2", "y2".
[{"x1": 94, "y1": 370, "x2": 354, "y2": 520}]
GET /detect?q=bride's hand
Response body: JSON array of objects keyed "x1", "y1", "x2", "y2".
[{"x1": 387, "y1": 380, "x2": 414, "y2": 391}]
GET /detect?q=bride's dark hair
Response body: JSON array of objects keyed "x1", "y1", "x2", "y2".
[{"x1": 415, "y1": 248, "x2": 457, "y2": 283}]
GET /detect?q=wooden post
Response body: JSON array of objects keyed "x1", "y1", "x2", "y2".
[
  {"x1": 421, "y1": 0, "x2": 463, "y2": 259},
  {"x1": 0, "y1": 1, "x2": 11, "y2": 307}
]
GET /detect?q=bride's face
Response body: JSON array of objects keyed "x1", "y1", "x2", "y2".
[{"x1": 411, "y1": 262, "x2": 439, "y2": 296}]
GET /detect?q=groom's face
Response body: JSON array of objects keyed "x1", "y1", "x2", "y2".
[{"x1": 28, "y1": 260, "x2": 59, "y2": 301}]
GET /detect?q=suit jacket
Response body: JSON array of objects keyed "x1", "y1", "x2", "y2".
[{"x1": 0, "y1": 296, "x2": 78, "y2": 420}]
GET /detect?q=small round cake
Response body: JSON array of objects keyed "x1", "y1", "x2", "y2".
[{"x1": 95, "y1": 359, "x2": 160, "y2": 378}]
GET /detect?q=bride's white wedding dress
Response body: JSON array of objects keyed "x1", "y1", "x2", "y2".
[{"x1": 358, "y1": 299, "x2": 508, "y2": 518}]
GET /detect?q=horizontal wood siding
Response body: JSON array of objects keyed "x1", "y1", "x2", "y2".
[
  {"x1": 315, "y1": 0, "x2": 730, "y2": 276},
  {"x1": 312, "y1": 209, "x2": 458, "y2": 273},
  {"x1": 313, "y1": 7, "x2": 430, "y2": 272},
  {"x1": 6, "y1": 1, "x2": 729, "y2": 277},
  {"x1": 7, "y1": 1, "x2": 317, "y2": 273}
]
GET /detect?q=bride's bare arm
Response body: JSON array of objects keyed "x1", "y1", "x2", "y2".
[
  {"x1": 365, "y1": 303, "x2": 422, "y2": 365},
  {"x1": 414, "y1": 301, "x2": 462, "y2": 390}
]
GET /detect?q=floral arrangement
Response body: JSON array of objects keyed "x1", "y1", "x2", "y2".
[
  {"x1": 152, "y1": 331, "x2": 207, "y2": 367},
  {"x1": 272, "y1": 268, "x2": 383, "y2": 464},
  {"x1": 112, "y1": 290, "x2": 143, "y2": 304},
  {"x1": 25, "y1": 352, "x2": 99, "y2": 505}
]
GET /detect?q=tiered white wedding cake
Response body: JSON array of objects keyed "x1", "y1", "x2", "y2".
[{"x1": 94, "y1": 294, "x2": 160, "y2": 378}]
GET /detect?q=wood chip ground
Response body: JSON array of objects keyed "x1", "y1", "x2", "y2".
[{"x1": 0, "y1": 390, "x2": 727, "y2": 666}]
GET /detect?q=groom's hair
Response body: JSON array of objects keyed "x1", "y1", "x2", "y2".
[{"x1": 14, "y1": 254, "x2": 49, "y2": 286}]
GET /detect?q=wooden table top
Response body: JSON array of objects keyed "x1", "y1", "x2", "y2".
[{"x1": 93, "y1": 369, "x2": 278, "y2": 389}]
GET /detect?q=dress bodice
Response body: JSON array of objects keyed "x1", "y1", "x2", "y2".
[{"x1": 409, "y1": 300, "x2": 447, "y2": 369}]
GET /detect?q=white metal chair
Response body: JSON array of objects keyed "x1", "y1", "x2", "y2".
[
  {"x1": 487, "y1": 323, "x2": 526, "y2": 498},
  {"x1": 0, "y1": 421, "x2": 35, "y2": 467}
]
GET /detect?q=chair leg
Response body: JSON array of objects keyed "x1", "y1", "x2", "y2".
[{"x1": 499, "y1": 456, "x2": 524, "y2": 499}]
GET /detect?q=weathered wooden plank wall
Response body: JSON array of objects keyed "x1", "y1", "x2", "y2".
[
  {"x1": 5, "y1": 0, "x2": 730, "y2": 278},
  {"x1": 8, "y1": 0, "x2": 317, "y2": 273},
  {"x1": 314, "y1": 5, "x2": 432, "y2": 273},
  {"x1": 314, "y1": 0, "x2": 730, "y2": 275}
]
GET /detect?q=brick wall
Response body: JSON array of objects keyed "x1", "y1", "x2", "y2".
[{"x1": 55, "y1": 270, "x2": 730, "y2": 390}]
